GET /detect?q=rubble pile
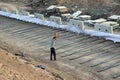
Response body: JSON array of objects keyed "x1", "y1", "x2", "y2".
[{"x1": 112, "y1": 5, "x2": 120, "y2": 15}]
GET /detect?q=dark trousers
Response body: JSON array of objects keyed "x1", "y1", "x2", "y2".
[{"x1": 50, "y1": 47, "x2": 56, "y2": 60}]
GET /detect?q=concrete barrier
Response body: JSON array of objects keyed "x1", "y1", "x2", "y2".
[
  {"x1": 95, "y1": 23, "x2": 113, "y2": 33},
  {"x1": 1, "y1": 7, "x2": 8, "y2": 12},
  {"x1": 50, "y1": 16, "x2": 62, "y2": 24},
  {"x1": 34, "y1": 13, "x2": 44, "y2": 20},
  {"x1": 10, "y1": 9, "x2": 18, "y2": 14},
  {"x1": 0, "y1": 9, "x2": 117, "y2": 35},
  {"x1": 69, "y1": 19, "x2": 85, "y2": 30},
  {"x1": 21, "y1": 11, "x2": 30, "y2": 16}
]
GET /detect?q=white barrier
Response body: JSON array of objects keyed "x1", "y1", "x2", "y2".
[
  {"x1": 21, "y1": 11, "x2": 30, "y2": 16},
  {"x1": 95, "y1": 23, "x2": 113, "y2": 33},
  {"x1": 50, "y1": 16, "x2": 62, "y2": 24},
  {"x1": 0, "y1": 9, "x2": 120, "y2": 42},
  {"x1": 34, "y1": 13, "x2": 44, "y2": 20},
  {"x1": 69, "y1": 19, "x2": 85, "y2": 31},
  {"x1": 1, "y1": 7, "x2": 8, "y2": 12},
  {"x1": 10, "y1": 9, "x2": 18, "y2": 14}
]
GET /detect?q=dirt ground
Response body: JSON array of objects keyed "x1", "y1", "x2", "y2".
[{"x1": 0, "y1": 48, "x2": 56, "y2": 80}]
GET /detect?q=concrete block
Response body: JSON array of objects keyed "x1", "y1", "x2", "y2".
[
  {"x1": 50, "y1": 16, "x2": 55, "y2": 22},
  {"x1": 21, "y1": 11, "x2": 30, "y2": 16},
  {"x1": 1, "y1": 7, "x2": 8, "y2": 12},
  {"x1": 34, "y1": 13, "x2": 44, "y2": 20},
  {"x1": 10, "y1": 9, "x2": 18, "y2": 14},
  {"x1": 50, "y1": 16, "x2": 62, "y2": 24},
  {"x1": 69, "y1": 19, "x2": 85, "y2": 30},
  {"x1": 95, "y1": 23, "x2": 113, "y2": 33}
]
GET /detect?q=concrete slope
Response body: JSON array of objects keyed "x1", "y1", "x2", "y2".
[{"x1": 0, "y1": 16, "x2": 120, "y2": 80}]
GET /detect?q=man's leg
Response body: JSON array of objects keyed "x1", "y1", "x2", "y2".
[
  {"x1": 50, "y1": 48, "x2": 53, "y2": 60},
  {"x1": 54, "y1": 52, "x2": 56, "y2": 60},
  {"x1": 53, "y1": 48, "x2": 56, "y2": 60}
]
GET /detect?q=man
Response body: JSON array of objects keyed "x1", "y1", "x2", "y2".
[{"x1": 50, "y1": 36, "x2": 57, "y2": 60}]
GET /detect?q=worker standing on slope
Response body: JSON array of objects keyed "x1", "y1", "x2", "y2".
[{"x1": 50, "y1": 33, "x2": 59, "y2": 61}]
